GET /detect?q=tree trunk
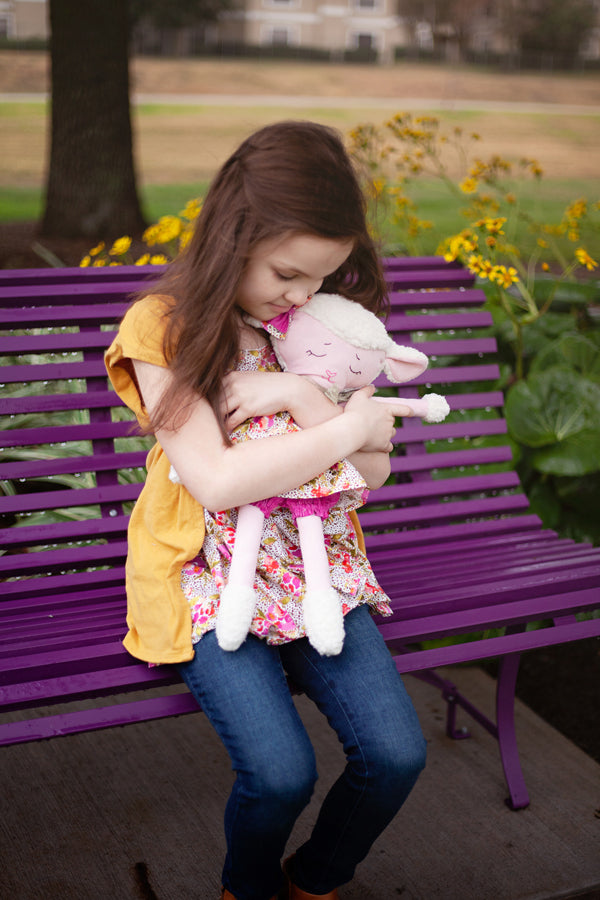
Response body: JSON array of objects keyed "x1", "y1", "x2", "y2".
[{"x1": 41, "y1": 0, "x2": 146, "y2": 240}]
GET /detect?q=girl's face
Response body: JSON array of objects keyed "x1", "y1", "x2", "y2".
[{"x1": 236, "y1": 233, "x2": 353, "y2": 324}]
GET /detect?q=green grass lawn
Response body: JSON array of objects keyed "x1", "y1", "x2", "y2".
[{"x1": 2, "y1": 178, "x2": 598, "y2": 260}]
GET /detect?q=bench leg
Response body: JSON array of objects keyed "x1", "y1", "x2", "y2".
[
  {"x1": 410, "y1": 656, "x2": 530, "y2": 810},
  {"x1": 496, "y1": 652, "x2": 530, "y2": 810}
]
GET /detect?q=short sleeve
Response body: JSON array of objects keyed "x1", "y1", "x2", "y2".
[{"x1": 105, "y1": 294, "x2": 173, "y2": 427}]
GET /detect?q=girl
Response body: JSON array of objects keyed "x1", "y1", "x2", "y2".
[{"x1": 105, "y1": 120, "x2": 426, "y2": 900}]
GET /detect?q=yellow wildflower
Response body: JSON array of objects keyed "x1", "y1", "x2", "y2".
[
  {"x1": 467, "y1": 254, "x2": 484, "y2": 275},
  {"x1": 575, "y1": 248, "x2": 598, "y2": 271},
  {"x1": 370, "y1": 178, "x2": 386, "y2": 198},
  {"x1": 154, "y1": 215, "x2": 183, "y2": 244},
  {"x1": 566, "y1": 199, "x2": 586, "y2": 220},
  {"x1": 143, "y1": 224, "x2": 162, "y2": 246},
  {"x1": 537, "y1": 238, "x2": 548, "y2": 248},
  {"x1": 460, "y1": 177, "x2": 478, "y2": 194},
  {"x1": 80, "y1": 255, "x2": 91, "y2": 268},
  {"x1": 489, "y1": 265, "x2": 519, "y2": 288},
  {"x1": 180, "y1": 198, "x2": 202, "y2": 221},
  {"x1": 135, "y1": 253, "x2": 151, "y2": 266},
  {"x1": 150, "y1": 254, "x2": 168, "y2": 265},
  {"x1": 109, "y1": 236, "x2": 132, "y2": 257},
  {"x1": 483, "y1": 217, "x2": 506, "y2": 235},
  {"x1": 89, "y1": 241, "x2": 105, "y2": 257},
  {"x1": 92, "y1": 258, "x2": 106, "y2": 267},
  {"x1": 542, "y1": 262, "x2": 550, "y2": 271}
]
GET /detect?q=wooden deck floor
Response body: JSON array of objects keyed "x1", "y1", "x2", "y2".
[{"x1": 1, "y1": 666, "x2": 599, "y2": 900}]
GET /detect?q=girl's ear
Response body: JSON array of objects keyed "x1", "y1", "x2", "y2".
[{"x1": 383, "y1": 344, "x2": 429, "y2": 384}]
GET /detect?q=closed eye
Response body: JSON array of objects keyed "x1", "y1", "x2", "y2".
[
  {"x1": 307, "y1": 349, "x2": 327, "y2": 358},
  {"x1": 349, "y1": 353, "x2": 362, "y2": 375}
]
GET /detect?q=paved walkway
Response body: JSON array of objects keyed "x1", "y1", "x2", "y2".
[
  {"x1": 2, "y1": 92, "x2": 600, "y2": 115},
  {"x1": 1, "y1": 666, "x2": 599, "y2": 899}
]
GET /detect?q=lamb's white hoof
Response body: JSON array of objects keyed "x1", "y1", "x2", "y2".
[
  {"x1": 423, "y1": 392, "x2": 450, "y2": 423},
  {"x1": 303, "y1": 587, "x2": 345, "y2": 656},
  {"x1": 216, "y1": 583, "x2": 257, "y2": 651}
]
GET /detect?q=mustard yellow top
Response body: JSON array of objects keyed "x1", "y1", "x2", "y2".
[
  {"x1": 105, "y1": 294, "x2": 365, "y2": 664},
  {"x1": 105, "y1": 295, "x2": 203, "y2": 663}
]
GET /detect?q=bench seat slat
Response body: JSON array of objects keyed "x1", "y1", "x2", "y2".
[
  {"x1": 2, "y1": 625, "x2": 129, "y2": 658},
  {"x1": 0, "y1": 567, "x2": 126, "y2": 600},
  {"x1": 0, "y1": 694, "x2": 199, "y2": 747},
  {"x1": 1, "y1": 583, "x2": 126, "y2": 617},
  {"x1": 380, "y1": 566, "x2": 600, "y2": 617},
  {"x1": 0, "y1": 604, "x2": 126, "y2": 637},
  {"x1": 0, "y1": 660, "x2": 180, "y2": 710},
  {"x1": 376, "y1": 549, "x2": 600, "y2": 599},
  {"x1": 381, "y1": 587, "x2": 600, "y2": 644},
  {"x1": 392, "y1": 615, "x2": 600, "y2": 674}
]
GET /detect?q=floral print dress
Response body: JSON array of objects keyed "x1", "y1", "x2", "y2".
[{"x1": 180, "y1": 343, "x2": 392, "y2": 646}]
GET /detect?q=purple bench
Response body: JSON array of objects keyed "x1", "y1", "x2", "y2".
[{"x1": 1, "y1": 260, "x2": 599, "y2": 811}]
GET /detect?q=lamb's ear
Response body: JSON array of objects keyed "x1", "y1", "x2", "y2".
[{"x1": 383, "y1": 343, "x2": 429, "y2": 384}]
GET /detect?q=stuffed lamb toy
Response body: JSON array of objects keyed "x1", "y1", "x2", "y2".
[{"x1": 212, "y1": 292, "x2": 450, "y2": 656}]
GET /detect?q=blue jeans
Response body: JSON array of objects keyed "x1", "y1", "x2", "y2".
[{"x1": 178, "y1": 605, "x2": 426, "y2": 900}]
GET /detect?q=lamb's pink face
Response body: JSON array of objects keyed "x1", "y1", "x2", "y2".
[{"x1": 273, "y1": 309, "x2": 385, "y2": 393}]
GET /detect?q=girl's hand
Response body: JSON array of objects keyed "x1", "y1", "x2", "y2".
[
  {"x1": 222, "y1": 370, "x2": 310, "y2": 431},
  {"x1": 343, "y1": 386, "x2": 411, "y2": 453}
]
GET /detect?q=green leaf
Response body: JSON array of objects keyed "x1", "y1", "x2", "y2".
[
  {"x1": 532, "y1": 276, "x2": 600, "y2": 309},
  {"x1": 532, "y1": 428, "x2": 600, "y2": 475},
  {"x1": 505, "y1": 369, "x2": 594, "y2": 447},
  {"x1": 527, "y1": 479, "x2": 562, "y2": 529},
  {"x1": 560, "y1": 333, "x2": 600, "y2": 375}
]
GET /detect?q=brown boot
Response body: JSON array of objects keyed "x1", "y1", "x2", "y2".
[
  {"x1": 221, "y1": 887, "x2": 279, "y2": 900},
  {"x1": 282, "y1": 856, "x2": 340, "y2": 900}
]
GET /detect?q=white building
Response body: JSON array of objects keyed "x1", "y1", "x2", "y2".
[{"x1": 0, "y1": 0, "x2": 48, "y2": 40}]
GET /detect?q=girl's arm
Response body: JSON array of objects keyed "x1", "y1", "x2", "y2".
[
  {"x1": 133, "y1": 360, "x2": 405, "y2": 511},
  {"x1": 223, "y1": 370, "x2": 410, "y2": 489}
]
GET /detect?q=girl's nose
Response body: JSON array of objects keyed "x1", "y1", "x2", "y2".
[{"x1": 284, "y1": 284, "x2": 317, "y2": 307}]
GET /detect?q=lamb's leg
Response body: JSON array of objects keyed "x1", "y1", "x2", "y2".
[
  {"x1": 297, "y1": 514, "x2": 345, "y2": 656},
  {"x1": 216, "y1": 504, "x2": 265, "y2": 651}
]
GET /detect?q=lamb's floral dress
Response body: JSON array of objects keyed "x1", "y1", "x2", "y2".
[{"x1": 180, "y1": 343, "x2": 392, "y2": 646}]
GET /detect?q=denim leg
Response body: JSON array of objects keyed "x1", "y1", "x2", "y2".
[
  {"x1": 178, "y1": 630, "x2": 317, "y2": 900},
  {"x1": 280, "y1": 605, "x2": 427, "y2": 895}
]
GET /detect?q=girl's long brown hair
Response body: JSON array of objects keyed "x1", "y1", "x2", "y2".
[{"x1": 143, "y1": 120, "x2": 389, "y2": 436}]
